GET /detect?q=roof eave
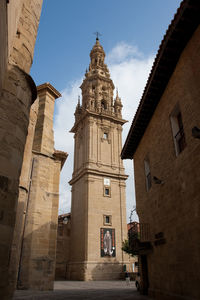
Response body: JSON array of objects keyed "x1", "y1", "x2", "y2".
[{"x1": 121, "y1": 0, "x2": 200, "y2": 159}]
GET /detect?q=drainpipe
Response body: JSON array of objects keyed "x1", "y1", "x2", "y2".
[{"x1": 17, "y1": 157, "x2": 35, "y2": 287}]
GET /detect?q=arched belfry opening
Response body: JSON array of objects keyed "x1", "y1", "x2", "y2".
[{"x1": 101, "y1": 100, "x2": 107, "y2": 110}]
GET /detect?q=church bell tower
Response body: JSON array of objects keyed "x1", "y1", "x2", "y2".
[{"x1": 68, "y1": 38, "x2": 128, "y2": 280}]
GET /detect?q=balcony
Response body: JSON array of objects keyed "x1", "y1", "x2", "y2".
[{"x1": 128, "y1": 222, "x2": 152, "y2": 255}]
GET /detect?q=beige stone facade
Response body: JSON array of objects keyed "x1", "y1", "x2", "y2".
[
  {"x1": 122, "y1": 1, "x2": 200, "y2": 299},
  {"x1": 55, "y1": 214, "x2": 136, "y2": 281},
  {"x1": 9, "y1": 83, "x2": 67, "y2": 291},
  {"x1": 68, "y1": 39, "x2": 129, "y2": 280},
  {"x1": 0, "y1": 1, "x2": 43, "y2": 299}
]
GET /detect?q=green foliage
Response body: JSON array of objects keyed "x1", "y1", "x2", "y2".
[{"x1": 121, "y1": 239, "x2": 135, "y2": 257}]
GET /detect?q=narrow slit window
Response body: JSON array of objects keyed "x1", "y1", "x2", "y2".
[
  {"x1": 105, "y1": 187, "x2": 110, "y2": 196},
  {"x1": 103, "y1": 178, "x2": 111, "y2": 197},
  {"x1": 103, "y1": 132, "x2": 108, "y2": 139},
  {"x1": 144, "y1": 159, "x2": 151, "y2": 191},
  {"x1": 103, "y1": 215, "x2": 112, "y2": 225},
  {"x1": 106, "y1": 216, "x2": 110, "y2": 223},
  {"x1": 170, "y1": 107, "x2": 186, "y2": 156}
]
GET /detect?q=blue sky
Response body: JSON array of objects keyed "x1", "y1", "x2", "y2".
[
  {"x1": 31, "y1": 0, "x2": 182, "y2": 90},
  {"x1": 31, "y1": 0, "x2": 182, "y2": 222}
]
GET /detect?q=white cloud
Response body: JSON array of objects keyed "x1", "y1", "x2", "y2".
[
  {"x1": 54, "y1": 79, "x2": 82, "y2": 214},
  {"x1": 54, "y1": 42, "x2": 154, "y2": 222},
  {"x1": 107, "y1": 42, "x2": 141, "y2": 64}
]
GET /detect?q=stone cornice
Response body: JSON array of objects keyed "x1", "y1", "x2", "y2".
[
  {"x1": 32, "y1": 150, "x2": 54, "y2": 159},
  {"x1": 54, "y1": 150, "x2": 68, "y2": 169},
  {"x1": 32, "y1": 149, "x2": 68, "y2": 169},
  {"x1": 70, "y1": 109, "x2": 127, "y2": 133},
  {"x1": 80, "y1": 74, "x2": 114, "y2": 90},
  {"x1": 37, "y1": 82, "x2": 61, "y2": 100},
  {"x1": 69, "y1": 167, "x2": 128, "y2": 185}
]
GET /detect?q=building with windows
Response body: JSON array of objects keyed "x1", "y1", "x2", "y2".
[
  {"x1": 121, "y1": 0, "x2": 200, "y2": 299},
  {"x1": 55, "y1": 213, "x2": 71, "y2": 280},
  {"x1": 68, "y1": 38, "x2": 129, "y2": 280}
]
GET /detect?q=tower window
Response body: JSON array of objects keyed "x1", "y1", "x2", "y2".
[
  {"x1": 170, "y1": 106, "x2": 186, "y2": 156},
  {"x1": 104, "y1": 178, "x2": 111, "y2": 197},
  {"x1": 104, "y1": 187, "x2": 111, "y2": 197},
  {"x1": 103, "y1": 215, "x2": 112, "y2": 225},
  {"x1": 103, "y1": 132, "x2": 108, "y2": 139},
  {"x1": 105, "y1": 188, "x2": 109, "y2": 195},
  {"x1": 144, "y1": 159, "x2": 151, "y2": 191},
  {"x1": 101, "y1": 100, "x2": 107, "y2": 110}
]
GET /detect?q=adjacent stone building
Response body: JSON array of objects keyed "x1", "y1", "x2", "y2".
[
  {"x1": 68, "y1": 38, "x2": 129, "y2": 280},
  {"x1": 0, "y1": 1, "x2": 43, "y2": 298},
  {"x1": 121, "y1": 1, "x2": 200, "y2": 299},
  {"x1": 55, "y1": 213, "x2": 71, "y2": 280},
  {"x1": 9, "y1": 83, "x2": 67, "y2": 291}
]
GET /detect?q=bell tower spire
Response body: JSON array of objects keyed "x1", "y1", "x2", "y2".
[
  {"x1": 77, "y1": 38, "x2": 116, "y2": 120},
  {"x1": 68, "y1": 39, "x2": 128, "y2": 281}
]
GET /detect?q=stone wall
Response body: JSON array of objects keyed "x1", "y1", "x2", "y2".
[
  {"x1": 134, "y1": 25, "x2": 200, "y2": 300},
  {"x1": 0, "y1": 0, "x2": 8, "y2": 92},
  {"x1": 0, "y1": 2, "x2": 43, "y2": 299},
  {"x1": 7, "y1": 0, "x2": 43, "y2": 73},
  {"x1": 11, "y1": 84, "x2": 67, "y2": 291},
  {"x1": 9, "y1": 99, "x2": 39, "y2": 292},
  {"x1": 17, "y1": 154, "x2": 61, "y2": 290}
]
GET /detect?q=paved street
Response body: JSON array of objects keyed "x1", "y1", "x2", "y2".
[{"x1": 13, "y1": 281, "x2": 152, "y2": 299}]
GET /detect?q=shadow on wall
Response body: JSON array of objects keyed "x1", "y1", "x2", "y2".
[
  {"x1": 91, "y1": 260, "x2": 124, "y2": 280},
  {"x1": 13, "y1": 221, "x2": 58, "y2": 291},
  {"x1": 55, "y1": 263, "x2": 68, "y2": 281},
  {"x1": 55, "y1": 218, "x2": 71, "y2": 281}
]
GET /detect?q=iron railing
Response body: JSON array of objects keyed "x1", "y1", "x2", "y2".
[{"x1": 128, "y1": 222, "x2": 150, "y2": 243}]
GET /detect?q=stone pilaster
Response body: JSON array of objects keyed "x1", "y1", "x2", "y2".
[
  {"x1": 33, "y1": 83, "x2": 61, "y2": 156},
  {"x1": 14, "y1": 83, "x2": 67, "y2": 291}
]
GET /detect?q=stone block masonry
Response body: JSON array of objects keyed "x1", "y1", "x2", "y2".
[
  {"x1": 0, "y1": 1, "x2": 43, "y2": 298},
  {"x1": 10, "y1": 84, "x2": 67, "y2": 291},
  {"x1": 68, "y1": 39, "x2": 129, "y2": 281}
]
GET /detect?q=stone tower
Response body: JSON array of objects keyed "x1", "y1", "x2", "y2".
[{"x1": 68, "y1": 38, "x2": 128, "y2": 280}]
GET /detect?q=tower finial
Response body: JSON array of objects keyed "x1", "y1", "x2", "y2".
[
  {"x1": 116, "y1": 87, "x2": 118, "y2": 97},
  {"x1": 78, "y1": 95, "x2": 80, "y2": 105},
  {"x1": 93, "y1": 31, "x2": 102, "y2": 41}
]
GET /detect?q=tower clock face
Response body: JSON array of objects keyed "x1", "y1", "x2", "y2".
[{"x1": 104, "y1": 178, "x2": 110, "y2": 186}]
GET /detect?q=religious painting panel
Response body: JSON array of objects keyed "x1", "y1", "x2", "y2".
[{"x1": 100, "y1": 228, "x2": 116, "y2": 257}]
